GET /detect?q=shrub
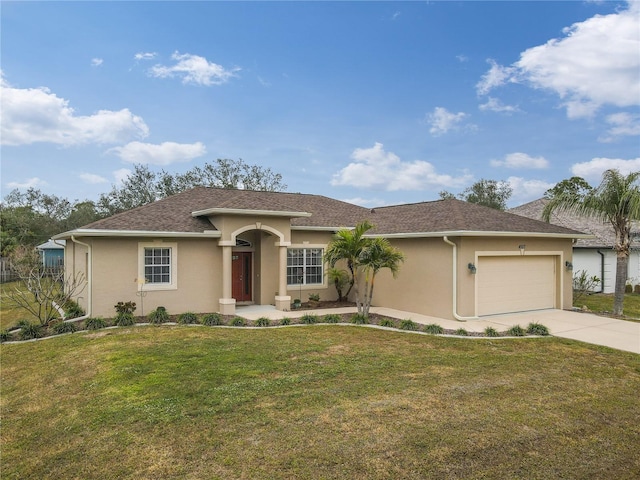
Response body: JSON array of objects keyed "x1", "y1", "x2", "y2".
[
  {"x1": 201, "y1": 313, "x2": 223, "y2": 326},
  {"x1": 455, "y1": 328, "x2": 468, "y2": 336},
  {"x1": 114, "y1": 301, "x2": 136, "y2": 315},
  {"x1": 635, "y1": 285, "x2": 640, "y2": 294},
  {"x1": 114, "y1": 312, "x2": 135, "y2": 327},
  {"x1": 507, "y1": 325, "x2": 526, "y2": 337},
  {"x1": 484, "y1": 326, "x2": 500, "y2": 337},
  {"x1": 323, "y1": 313, "x2": 341, "y2": 323},
  {"x1": 279, "y1": 317, "x2": 291, "y2": 326},
  {"x1": 19, "y1": 322, "x2": 43, "y2": 340},
  {"x1": 255, "y1": 317, "x2": 270, "y2": 327},
  {"x1": 526, "y1": 322, "x2": 550, "y2": 336},
  {"x1": 148, "y1": 306, "x2": 169, "y2": 325},
  {"x1": 301, "y1": 314, "x2": 319, "y2": 324},
  {"x1": 350, "y1": 313, "x2": 368, "y2": 325},
  {"x1": 178, "y1": 312, "x2": 199, "y2": 324},
  {"x1": 308, "y1": 293, "x2": 320, "y2": 302},
  {"x1": 379, "y1": 318, "x2": 395, "y2": 328},
  {"x1": 64, "y1": 300, "x2": 85, "y2": 319},
  {"x1": 85, "y1": 317, "x2": 107, "y2": 330},
  {"x1": 423, "y1": 323, "x2": 444, "y2": 334},
  {"x1": 52, "y1": 321, "x2": 78, "y2": 335},
  {"x1": 625, "y1": 283, "x2": 633, "y2": 293},
  {"x1": 0, "y1": 330, "x2": 12, "y2": 342},
  {"x1": 231, "y1": 317, "x2": 245, "y2": 327},
  {"x1": 399, "y1": 319, "x2": 418, "y2": 331}
]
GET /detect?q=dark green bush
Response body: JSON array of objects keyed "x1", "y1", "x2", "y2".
[
  {"x1": 423, "y1": 323, "x2": 444, "y2": 334},
  {"x1": 484, "y1": 326, "x2": 500, "y2": 337},
  {"x1": 301, "y1": 314, "x2": 319, "y2": 324},
  {"x1": 20, "y1": 322, "x2": 43, "y2": 340},
  {"x1": 454, "y1": 328, "x2": 468, "y2": 336},
  {"x1": 0, "y1": 330, "x2": 12, "y2": 342},
  {"x1": 507, "y1": 325, "x2": 526, "y2": 337},
  {"x1": 85, "y1": 317, "x2": 108, "y2": 330},
  {"x1": 231, "y1": 317, "x2": 245, "y2": 327},
  {"x1": 201, "y1": 313, "x2": 223, "y2": 326},
  {"x1": 114, "y1": 301, "x2": 136, "y2": 315},
  {"x1": 114, "y1": 312, "x2": 136, "y2": 326},
  {"x1": 279, "y1": 317, "x2": 291, "y2": 326},
  {"x1": 379, "y1": 318, "x2": 395, "y2": 328},
  {"x1": 255, "y1": 317, "x2": 270, "y2": 327},
  {"x1": 323, "y1": 313, "x2": 341, "y2": 323},
  {"x1": 64, "y1": 300, "x2": 85, "y2": 319},
  {"x1": 148, "y1": 306, "x2": 169, "y2": 325},
  {"x1": 350, "y1": 313, "x2": 368, "y2": 325},
  {"x1": 399, "y1": 319, "x2": 418, "y2": 331},
  {"x1": 178, "y1": 312, "x2": 199, "y2": 324},
  {"x1": 52, "y1": 321, "x2": 78, "y2": 335},
  {"x1": 526, "y1": 322, "x2": 550, "y2": 336}
]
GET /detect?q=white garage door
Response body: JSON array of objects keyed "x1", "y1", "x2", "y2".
[{"x1": 477, "y1": 256, "x2": 556, "y2": 316}]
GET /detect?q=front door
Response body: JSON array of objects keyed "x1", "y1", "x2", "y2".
[{"x1": 232, "y1": 252, "x2": 252, "y2": 302}]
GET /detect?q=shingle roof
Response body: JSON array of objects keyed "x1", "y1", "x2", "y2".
[
  {"x1": 67, "y1": 187, "x2": 585, "y2": 237},
  {"x1": 510, "y1": 198, "x2": 638, "y2": 248}
]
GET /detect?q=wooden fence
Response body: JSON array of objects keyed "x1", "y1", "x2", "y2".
[{"x1": 0, "y1": 257, "x2": 17, "y2": 284}]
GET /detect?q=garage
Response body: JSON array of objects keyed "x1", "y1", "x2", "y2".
[{"x1": 477, "y1": 255, "x2": 557, "y2": 316}]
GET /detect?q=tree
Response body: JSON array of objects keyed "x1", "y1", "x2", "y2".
[
  {"x1": 543, "y1": 169, "x2": 640, "y2": 316},
  {"x1": 326, "y1": 267, "x2": 350, "y2": 301},
  {"x1": 438, "y1": 190, "x2": 456, "y2": 200},
  {"x1": 358, "y1": 237, "x2": 405, "y2": 317},
  {"x1": 460, "y1": 179, "x2": 512, "y2": 210},
  {"x1": 544, "y1": 176, "x2": 593, "y2": 199}
]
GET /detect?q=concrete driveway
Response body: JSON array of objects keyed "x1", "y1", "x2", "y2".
[{"x1": 237, "y1": 305, "x2": 640, "y2": 354}]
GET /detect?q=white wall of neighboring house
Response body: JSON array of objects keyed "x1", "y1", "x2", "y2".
[{"x1": 573, "y1": 249, "x2": 640, "y2": 294}]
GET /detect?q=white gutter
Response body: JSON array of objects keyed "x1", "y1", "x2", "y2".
[
  {"x1": 70, "y1": 236, "x2": 92, "y2": 318},
  {"x1": 54, "y1": 229, "x2": 221, "y2": 239},
  {"x1": 367, "y1": 230, "x2": 594, "y2": 240},
  {"x1": 443, "y1": 236, "x2": 478, "y2": 322},
  {"x1": 192, "y1": 207, "x2": 312, "y2": 218}
]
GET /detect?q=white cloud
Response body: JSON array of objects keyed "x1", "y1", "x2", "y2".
[
  {"x1": 79, "y1": 173, "x2": 108, "y2": 184},
  {"x1": 6, "y1": 177, "x2": 46, "y2": 189},
  {"x1": 456, "y1": 54, "x2": 469, "y2": 63},
  {"x1": 599, "y1": 112, "x2": 640, "y2": 142},
  {"x1": 477, "y1": 3, "x2": 640, "y2": 118},
  {"x1": 427, "y1": 107, "x2": 473, "y2": 136},
  {"x1": 108, "y1": 141, "x2": 207, "y2": 165},
  {"x1": 331, "y1": 142, "x2": 473, "y2": 191},
  {"x1": 507, "y1": 176, "x2": 555, "y2": 204},
  {"x1": 340, "y1": 197, "x2": 388, "y2": 208},
  {"x1": 134, "y1": 52, "x2": 157, "y2": 61},
  {"x1": 149, "y1": 52, "x2": 239, "y2": 86},
  {"x1": 113, "y1": 168, "x2": 131, "y2": 185},
  {"x1": 491, "y1": 152, "x2": 549, "y2": 169},
  {"x1": 91, "y1": 58, "x2": 103, "y2": 67},
  {"x1": 0, "y1": 77, "x2": 149, "y2": 146},
  {"x1": 479, "y1": 97, "x2": 519, "y2": 113},
  {"x1": 571, "y1": 157, "x2": 640, "y2": 182}
]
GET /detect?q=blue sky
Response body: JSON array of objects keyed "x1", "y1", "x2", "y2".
[{"x1": 1, "y1": 1, "x2": 639, "y2": 208}]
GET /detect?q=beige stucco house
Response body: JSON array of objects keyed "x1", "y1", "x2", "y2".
[{"x1": 53, "y1": 187, "x2": 588, "y2": 321}]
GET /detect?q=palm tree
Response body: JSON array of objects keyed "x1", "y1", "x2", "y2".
[
  {"x1": 543, "y1": 169, "x2": 640, "y2": 316},
  {"x1": 324, "y1": 220, "x2": 373, "y2": 304},
  {"x1": 358, "y1": 237, "x2": 405, "y2": 317}
]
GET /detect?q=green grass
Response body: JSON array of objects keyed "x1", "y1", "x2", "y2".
[
  {"x1": 2, "y1": 326, "x2": 639, "y2": 479},
  {"x1": 577, "y1": 293, "x2": 640, "y2": 321},
  {"x1": 0, "y1": 281, "x2": 34, "y2": 330}
]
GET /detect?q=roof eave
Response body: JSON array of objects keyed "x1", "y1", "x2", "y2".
[
  {"x1": 192, "y1": 207, "x2": 312, "y2": 218},
  {"x1": 53, "y1": 229, "x2": 222, "y2": 240},
  {"x1": 364, "y1": 230, "x2": 594, "y2": 239}
]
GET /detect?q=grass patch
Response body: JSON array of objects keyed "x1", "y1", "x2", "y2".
[
  {"x1": 1, "y1": 327, "x2": 639, "y2": 479},
  {"x1": 578, "y1": 293, "x2": 640, "y2": 321}
]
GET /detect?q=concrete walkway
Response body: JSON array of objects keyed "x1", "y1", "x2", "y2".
[{"x1": 236, "y1": 305, "x2": 640, "y2": 354}]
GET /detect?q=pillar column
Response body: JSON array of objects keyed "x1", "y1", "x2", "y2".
[
  {"x1": 219, "y1": 245, "x2": 235, "y2": 315},
  {"x1": 274, "y1": 243, "x2": 291, "y2": 311}
]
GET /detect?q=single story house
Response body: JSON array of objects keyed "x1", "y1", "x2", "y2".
[
  {"x1": 53, "y1": 187, "x2": 589, "y2": 320},
  {"x1": 510, "y1": 198, "x2": 640, "y2": 294},
  {"x1": 35, "y1": 239, "x2": 66, "y2": 268}
]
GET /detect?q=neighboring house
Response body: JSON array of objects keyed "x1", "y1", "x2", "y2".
[
  {"x1": 36, "y1": 239, "x2": 66, "y2": 268},
  {"x1": 53, "y1": 187, "x2": 588, "y2": 320},
  {"x1": 510, "y1": 198, "x2": 640, "y2": 294}
]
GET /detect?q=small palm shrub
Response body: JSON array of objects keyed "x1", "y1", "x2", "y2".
[
  {"x1": 301, "y1": 314, "x2": 319, "y2": 324},
  {"x1": 114, "y1": 301, "x2": 136, "y2": 315},
  {"x1": 19, "y1": 321, "x2": 43, "y2": 340},
  {"x1": 279, "y1": 317, "x2": 291, "y2": 326},
  {"x1": 52, "y1": 321, "x2": 78, "y2": 335},
  {"x1": 308, "y1": 293, "x2": 320, "y2": 302},
  {"x1": 231, "y1": 317, "x2": 245, "y2": 327},
  {"x1": 114, "y1": 312, "x2": 135, "y2": 326},
  {"x1": 350, "y1": 313, "x2": 368, "y2": 325},
  {"x1": 454, "y1": 328, "x2": 468, "y2": 336},
  {"x1": 201, "y1": 313, "x2": 223, "y2": 326},
  {"x1": 484, "y1": 326, "x2": 500, "y2": 337},
  {"x1": 379, "y1": 318, "x2": 395, "y2": 328},
  {"x1": 255, "y1": 317, "x2": 270, "y2": 327},
  {"x1": 148, "y1": 306, "x2": 169, "y2": 325},
  {"x1": 527, "y1": 322, "x2": 550, "y2": 336},
  {"x1": 423, "y1": 323, "x2": 444, "y2": 334},
  {"x1": 85, "y1": 317, "x2": 107, "y2": 330},
  {"x1": 178, "y1": 312, "x2": 199, "y2": 324},
  {"x1": 323, "y1": 313, "x2": 341, "y2": 323},
  {"x1": 399, "y1": 319, "x2": 418, "y2": 331},
  {"x1": 507, "y1": 325, "x2": 526, "y2": 337}
]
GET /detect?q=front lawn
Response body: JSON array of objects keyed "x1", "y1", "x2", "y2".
[
  {"x1": 2, "y1": 326, "x2": 638, "y2": 479},
  {"x1": 576, "y1": 292, "x2": 640, "y2": 321}
]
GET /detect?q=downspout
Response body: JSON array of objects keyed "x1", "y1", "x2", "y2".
[
  {"x1": 70, "y1": 236, "x2": 92, "y2": 319},
  {"x1": 597, "y1": 250, "x2": 605, "y2": 293},
  {"x1": 443, "y1": 236, "x2": 479, "y2": 321}
]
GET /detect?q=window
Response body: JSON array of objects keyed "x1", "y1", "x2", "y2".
[
  {"x1": 144, "y1": 247, "x2": 171, "y2": 284},
  {"x1": 287, "y1": 248, "x2": 323, "y2": 286}
]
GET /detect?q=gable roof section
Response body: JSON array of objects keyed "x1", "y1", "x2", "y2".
[{"x1": 54, "y1": 187, "x2": 586, "y2": 239}]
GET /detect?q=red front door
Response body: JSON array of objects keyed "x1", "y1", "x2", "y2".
[{"x1": 232, "y1": 252, "x2": 252, "y2": 302}]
